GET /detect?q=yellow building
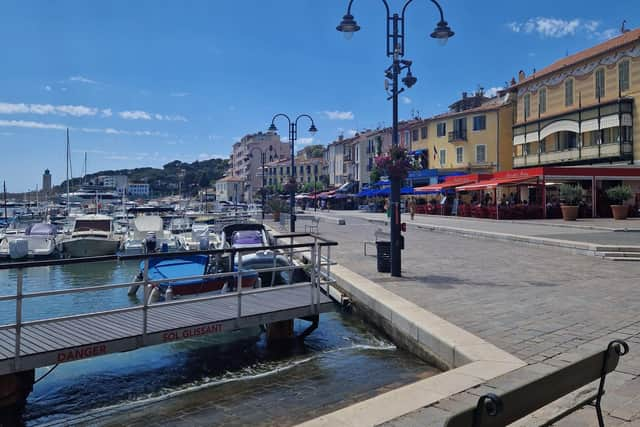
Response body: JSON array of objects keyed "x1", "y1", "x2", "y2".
[
  {"x1": 409, "y1": 90, "x2": 514, "y2": 174},
  {"x1": 511, "y1": 28, "x2": 640, "y2": 168}
]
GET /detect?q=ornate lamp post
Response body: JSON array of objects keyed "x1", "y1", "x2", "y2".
[
  {"x1": 268, "y1": 114, "x2": 318, "y2": 232},
  {"x1": 245, "y1": 145, "x2": 273, "y2": 220},
  {"x1": 336, "y1": 0, "x2": 454, "y2": 277}
]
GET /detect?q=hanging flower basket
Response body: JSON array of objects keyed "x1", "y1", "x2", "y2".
[{"x1": 374, "y1": 145, "x2": 415, "y2": 179}]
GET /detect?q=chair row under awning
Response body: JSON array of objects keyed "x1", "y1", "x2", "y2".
[{"x1": 455, "y1": 176, "x2": 536, "y2": 191}]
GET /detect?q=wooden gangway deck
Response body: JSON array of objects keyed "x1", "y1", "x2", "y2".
[{"x1": 0, "y1": 233, "x2": 337, "y2": 376}]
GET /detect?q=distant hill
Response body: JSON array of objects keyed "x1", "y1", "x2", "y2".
[{"x1": 54, "y1": 158, "x2": 229, "y2": 197}]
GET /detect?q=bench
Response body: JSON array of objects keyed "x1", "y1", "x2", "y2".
[
  {"x1": 363, "y1": 228, "x2": 391, "y2": 256},
  {"x1": 304, "y1": 217, "x2": 320, "y2": 233},
  {"x1": 445, "y1": 339, "x2": 629, "y2": 427}
]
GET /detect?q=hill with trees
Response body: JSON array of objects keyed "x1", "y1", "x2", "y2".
[{"x1": 54, "y1": 157, "x2": 229, "y2": 197}]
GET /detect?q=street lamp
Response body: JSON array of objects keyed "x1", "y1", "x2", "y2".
[
  {"x1": 245, "y1": 145, "x2": 273, "y2": 220},
  {"x1": 268, "y1": 114, "x2": 318, "y2": 232},
  {"x1": 337, "y1": 0, "x2": 454, "y2": 277}
]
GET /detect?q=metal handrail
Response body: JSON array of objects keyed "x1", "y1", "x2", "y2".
[{"x1": 1, "y1": 237, "x2": 337, "y2": 365}]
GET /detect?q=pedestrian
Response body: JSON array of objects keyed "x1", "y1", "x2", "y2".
[
  {"x1": 408, "y1": 197, "x2": 416, "y2": 220},
  {"x1": 384, "y1": 199, "x2": 390, "y2": 218}
]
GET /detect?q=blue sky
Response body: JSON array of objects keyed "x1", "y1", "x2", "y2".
[{"x1": 0, "y1": 0, "x2": 637, "y2": 191}]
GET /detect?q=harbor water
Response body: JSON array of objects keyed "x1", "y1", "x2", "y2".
[{"x1": 0, "y1": 261, "x2": 439, "y2": 426}]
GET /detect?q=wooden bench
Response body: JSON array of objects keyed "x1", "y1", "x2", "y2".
[
  {"x1": 304, "y1": 217, "x2": 320, "y2": 233},
  {"x1": 363, "y1": 228, "x2": 390, "y2": 256},
  {"x1": 445, "y1": 339, "x2": 629, "y2": 427}
]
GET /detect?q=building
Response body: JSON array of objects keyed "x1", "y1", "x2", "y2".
[
  {"x1": 215, "y1": 176, "x2": 245, "y2": 203},
  {"x1": 229, "y1": 131, "x2": 290, "y2": 200},
  {"x1": 266, "y1": 150, "x2": 327, "y2": 193},
  {"x1": 510, "y1": 28, "x2": 640, "y2": 169},
  {"x1": 42, "y1": 169, "x2": 51, "y2": 194},
  {"x1": 127, "y1": 183, "x2": 150, "y2": 197},
  {"x1": 409, "y1": 89, "x2": 514, "y2": 175},
  {"x1": 98, "y1": 175, "x2": 128, "y2": 194}
]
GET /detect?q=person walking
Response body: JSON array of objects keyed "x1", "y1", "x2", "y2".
[
  {"x1": 408, "y1": 197, "x2": 416, "y2": 220},
  {"x1": 384, "y1": 199, "x2": 390, "y2": 218}
]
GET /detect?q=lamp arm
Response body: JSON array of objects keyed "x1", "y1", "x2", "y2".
[
  {"x1": 346, "y1": 0, "x2": 390, "y2": 19},
  {"x1": 401, "y1": 0, "x2": 445, "y2": 21}
]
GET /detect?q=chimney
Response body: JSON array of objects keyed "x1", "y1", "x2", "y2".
[
  {"x1": 338, "y1": 135, "x2": 344, "y2": 141},
  {"x1": 462, "y1": 91, "x2": 468, "y2": 99},
  {"x1": 518, "y1": 70, "x2": 526, "y2": 82}
]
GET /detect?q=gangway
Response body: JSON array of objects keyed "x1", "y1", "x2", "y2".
[{"x1": 0, "y1": 234, "x2": 337, "y2": 409}]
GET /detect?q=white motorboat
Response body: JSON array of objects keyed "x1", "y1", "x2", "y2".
[
  {"x1": 0, "y1": 223, "x2": 58, "y2": 259},
  {"x1": 122, "y1": 216, "x2": 181, "y2": 254},
  {"x1": 60, "y1": 214, "x2": 121, "y2": 258}
]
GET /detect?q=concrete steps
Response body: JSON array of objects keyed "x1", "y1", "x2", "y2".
[{"x1": 596, "y1": 248, "x2": 640, "y2": 261}]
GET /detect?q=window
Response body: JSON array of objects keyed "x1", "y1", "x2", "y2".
[
  {"x1": 412, "y1": 129, "x2": 419, "y2": 141},
  {"x1": 439, "y1": 149, "x2": 446, "y2": 166},
  {"x1": 453, "y1": 117, "x2": 467, "y2": 140},
  {"x1": 475, "y1": 145, "x2": 486, "y2": 163},
  {"x1": 472, "y1": 115, "x2": 486, "y2": 131},
  {"x1": 437, "y1": 122, "x2": 446, "y2": 137},
  {"x1": 565, "y1": 79, "x2": 574, "y2": 106},
  {"x1": 456, "y1": 146, "x2": 464, "y2": 163},
  {"x1": 524, "y1": 94, "x2": 531, "y2": 119},
  {"x1": 421, "y1": 126, "x2": 428, "y2": 139},
  {"x1": 404, "y1": 130, "x2": 410, "y2": 144},
  {"x1": 539, "y1": 88, "x2": 547, "y2": 114},
  {"x1": 619, "y1": 60, "x2": 630, "y2": 92},
  {"x1": 595, "y1": 68, "x2": 605, "y2": 99}
]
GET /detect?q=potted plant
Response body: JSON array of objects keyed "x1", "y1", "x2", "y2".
[
  {"x1": 559, "y1": 184, "x2": 583, "y2": 221},
  {"x1": 267, "y1": 197, "x2": 288, "y2": 222},
  {"x1": 606, "y1": 185, "x2": 632, "y2": 220}
]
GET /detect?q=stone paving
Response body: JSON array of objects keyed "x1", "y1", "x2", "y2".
[{"x1": 298, "y1": 213, "x2": 640, "y2": 425}]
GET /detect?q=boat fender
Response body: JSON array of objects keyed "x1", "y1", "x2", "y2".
[
  {"x1": 199, "y1": 237, "x2": 210, "y2": 251},
  {"x1": 148, "y1": 285, "x2": 160, "y2": 304},
  {"x1": 165, "y1": 286, "x2": 174, "y2": 301},
  {"x1": 161, "y1": 242, "x2": 169, "y2": 253}
]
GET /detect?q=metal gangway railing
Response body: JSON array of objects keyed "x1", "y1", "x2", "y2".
[{"x1": 0, "y1": 234, "x2": 337, "y2": 374}]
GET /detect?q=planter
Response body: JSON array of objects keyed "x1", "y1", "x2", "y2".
[
  {"x1": 560, "y1": 205, "x2": 578, "y2": 221},
  {"x1": 611, "y1": 205, "x2": 629, "y2": 220},
  {"x1": 273, "y1": 211, "x2": 281, "y2": 222}
]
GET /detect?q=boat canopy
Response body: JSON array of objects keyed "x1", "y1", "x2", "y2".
[{"x1": 25, "y1": 223, "x2": 56, "y2": 236}]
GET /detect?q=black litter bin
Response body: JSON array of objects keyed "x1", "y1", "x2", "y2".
[{"x1": 376, "y1": 241, "x2": 391, "y2": 273}]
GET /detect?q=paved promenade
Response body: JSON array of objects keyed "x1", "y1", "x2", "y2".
[{"x1": 296, "y1": 212, "x2": 640, "y2": 425}]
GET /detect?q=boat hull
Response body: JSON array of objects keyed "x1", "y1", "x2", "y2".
[
  {"x1": 158, "y1": 275, "x2": 258, "y2": 296},
  {"x1": 61, "y1": 237, "x2": 120, "y2": 258}
]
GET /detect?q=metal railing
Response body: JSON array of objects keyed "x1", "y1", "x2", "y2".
[{"x1": 0, "y1": 234, "x2": 337, "y2": 368}]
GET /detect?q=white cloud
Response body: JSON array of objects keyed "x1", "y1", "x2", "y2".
[
  {"x1": 119, "y1": 110, "x2": 187, "y2": 122},
  {"x1": 507, "y1": 17, "x2": 618, "y2": 40},
  {"x1": 296, "y1": 137, "x2": 314, "y2": 146},
  {"x1": 44, "y1": 85, "x2": 52, "y2": 92},
  {"x1": 346, "y1": 129, "x2": 357, "y2": 137},
  {"x1": 69, "y1": 75, "x2": 98, "y2": 84},
  {"x1": 0, "y1": 119, "x2": 66, "y2": 130},
  {"x1": 484, "y1": 86, "x2": 503, "y2": 97},
  {"x1": 0, "y1": 119, "x2": 167, "y2": 137},
  {"x1": 101, "y1": 108, "x2": 113, "y2": 117},
  {"x1": 323, "y1": 110, "x2": 354, "y2": 120},
  {"x1": 119, "y1": 110, "x2": 152, "y2": 120},
  {"x1": 0, "y1": 102, "x2": 98, "y2": 117},
  {"x1": 401, "y1": 96, "x2": 412, "y2": 105},
  {"x1": 170, "y1": 92, "x2": 189, "y2": 97}
]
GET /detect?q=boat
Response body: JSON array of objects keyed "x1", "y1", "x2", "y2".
[
  {"x1": 128, "y1": 254, "x2": 259, "y2": 301},
  {"x1": 220, "y1": 223, "x2": 271, "y2": 249},
  {"x1": 122, "y1": 216, "x2": 182, "y2": 254},
  {"x1": 60, "y1": 214, "x2": 121, "y2": 258},
  {"x1": 169, "y1": 217, "x2": 192, "y2": 234},
  {"x1": 0, "y1": 223, "x2": 58, "y2": 259}
]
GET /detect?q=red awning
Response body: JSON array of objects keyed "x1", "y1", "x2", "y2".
[
  {"x1": 456, "y1": 176, "x2": 535, "y2": 191},
  {"x1": 415, "y1": 179, "x2": 476, "y2": 192}
]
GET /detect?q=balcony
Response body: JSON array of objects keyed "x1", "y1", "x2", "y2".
[
  {"x1": 448, "y1": 130, "x2": 467, "y2": 142},
  {"x1": 513, "y1": 141, "x2": 633, "y2": 168}
]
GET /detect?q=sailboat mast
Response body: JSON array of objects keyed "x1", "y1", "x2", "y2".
[
  {"x1": 66, "y1": 128, "x2": 70, "y2": 215},
  {"x1": 3, "y1": 181, "x2": 7, "y2": 220}
]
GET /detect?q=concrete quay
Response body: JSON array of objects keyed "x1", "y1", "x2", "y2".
[{"x1": 289, "y1": 214, "x2": 640, "y2": 426}]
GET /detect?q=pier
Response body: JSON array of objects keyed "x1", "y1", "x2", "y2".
[{"x1": 0, "y1": 234, "x2": 337, "y2": 409}]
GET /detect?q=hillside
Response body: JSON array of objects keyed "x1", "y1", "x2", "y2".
[{"x1": 54, "y1": 158, "x2": 229, "y2": 197}]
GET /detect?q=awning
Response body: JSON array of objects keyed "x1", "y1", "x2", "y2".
[
  {"x1": 456, "y1": 176, "x2": 535, "y2": 191},
  {"x1": 415, "y1": 179, "x2": 476, "y2": 192}
]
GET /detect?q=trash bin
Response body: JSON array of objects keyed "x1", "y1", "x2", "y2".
[{"x1": 376, "y1": 241, "x2": 391, "y2": 273}]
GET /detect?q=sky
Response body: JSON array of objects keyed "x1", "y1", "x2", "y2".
[{"x1": 0, "y1": 0, "x2": 638, "y2": 192}]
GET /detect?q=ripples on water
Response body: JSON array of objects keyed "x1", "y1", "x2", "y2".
[{"x1": 0, "y1": 262, "x2": 435, "y2": 426}]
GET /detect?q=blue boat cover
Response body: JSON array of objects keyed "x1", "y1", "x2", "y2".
[{"x1": 142, "y1": 255, "x2": 209, "y2": 287}]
